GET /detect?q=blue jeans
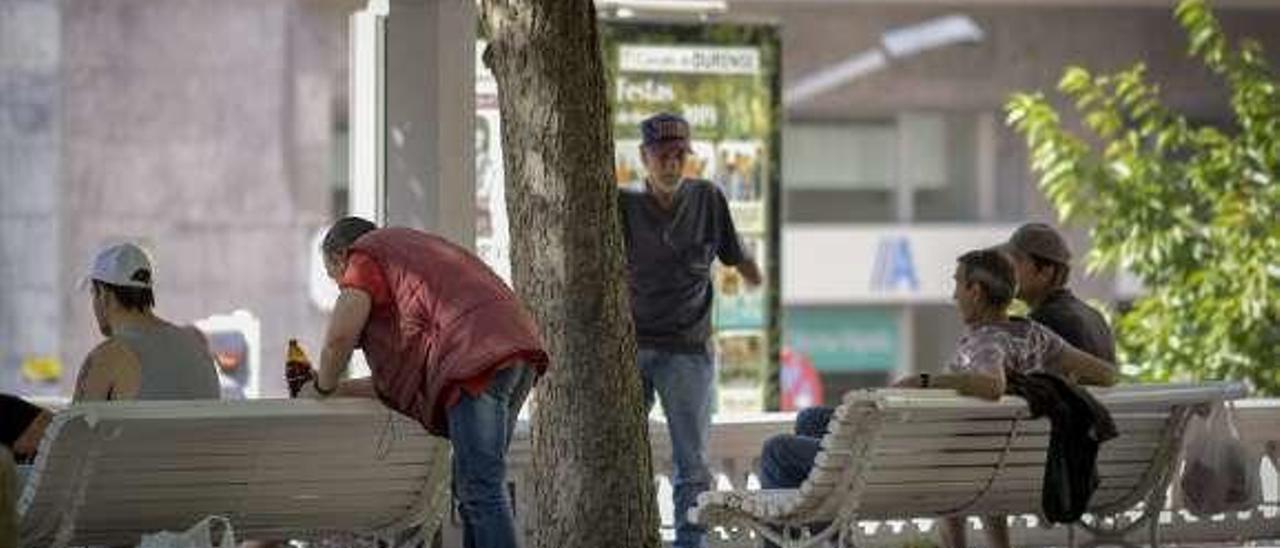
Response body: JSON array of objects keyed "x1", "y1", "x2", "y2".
[
  {"x1": 760, "y1": 406, "x2": 831, "y2": 490},
  {"x1": 639, "y1": 348, "x2": 714, "y2": 548},
  {"x1": 759, "y1": 434, "x2": 821, "y2": 490},
  {"x1": 449, "y1": 363, "x2": 535, "y2": 548},
  {"x1": 793, "y1": 406, "x2": 834, "y2": 439}
]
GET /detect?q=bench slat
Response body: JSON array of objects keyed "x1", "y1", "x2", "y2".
[
  {"x1": 73, "y1": 463, "x2": 433, "y2": 487},
  {"x1": 856, "y1": 486, "x2": 1139, "y2": 517},
  {"x1": 877, "y1": 415, "x2": 1169, "y2": 438},
  {"x1": 72, "y1": 492, "x2": 421, "y2": 515},
  {"x1": 860, "y1": 447, "x2": 1160, "y2": 468},
  {"x1": 39, "y1": 453, "x2": 431, "y2": 470},
  {"x1": 869, "y1": 430, "x2": 1162, "y2": 454},
  {"x1": 859, "y1": 462, "x2": 1151, "y2": 485}
]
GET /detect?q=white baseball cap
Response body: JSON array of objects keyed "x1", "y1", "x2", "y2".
[{"x1": 86, "y1": 243, "x2": 154, "y2": 289}]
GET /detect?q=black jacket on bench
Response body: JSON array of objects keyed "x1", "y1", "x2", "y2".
[{"x1": 1006, "y1": 371, "x2": 1118, "y2": 523}]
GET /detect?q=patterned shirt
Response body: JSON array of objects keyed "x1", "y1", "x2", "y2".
[{"x1": 945, "y1": 317, "x2": 1067, "y2": 380}]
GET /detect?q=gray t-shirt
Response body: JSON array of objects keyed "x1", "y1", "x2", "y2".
[
  {"x1": 619, "y1": 179, "x2": 749, "y2": 353},
  {"x1": 945, "y1": 317, "x2": 1067, "y2": 380},
  {"x1": 113, "y1": 324, "x2": 221, "y2": 400}
]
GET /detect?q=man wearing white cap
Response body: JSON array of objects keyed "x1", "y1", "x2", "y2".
[{"x1": 73, "y1": 243, "x2": 220, "y2": 401}]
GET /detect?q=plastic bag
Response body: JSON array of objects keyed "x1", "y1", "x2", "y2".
[
  {"x1": 137, "y1": 515, "x2": 236, "y2": 548},
  {"x1": 1180, "y1": 401, "x2": 1261, "y2": 516}
]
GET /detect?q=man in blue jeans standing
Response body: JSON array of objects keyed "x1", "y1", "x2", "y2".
[{"x1": 620, "y1": 113, "x2": 763, "y2": 548}]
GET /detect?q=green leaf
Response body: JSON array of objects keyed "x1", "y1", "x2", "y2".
[
  {"x1": 1156, "y1": 128, "x2": 1176, "y2": 151},
  {"x1": 1174, "y1": 0, "x2": 1200, "y2": 22},
  {"x1": 1190, "y1": 26, "x2": 1215, "y2": 54},
  {"x1": 1108, "y1": 160, "x2": 1134, "y2": 180},
  {"x1": 1060, "y1": 67, "x2": 1092, "y2": 94}
]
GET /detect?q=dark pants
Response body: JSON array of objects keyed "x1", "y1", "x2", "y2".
[
  {"x1": 760, "y1": 406, "x2": 832, "y2": 489},
  {"x1": 758, "y1": 407, "x2": 834, "y2": 547},
  {"x1": 1, "y1": 448, "x2": 16, "y2": 548}
]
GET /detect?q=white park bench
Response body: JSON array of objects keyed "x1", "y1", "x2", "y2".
[
  {"x1": 690, "y1": 382, "x2": 1249, "y2": 548},
  {"x1": 17, "y1": 399, "x2": 451, "y2": 548}
]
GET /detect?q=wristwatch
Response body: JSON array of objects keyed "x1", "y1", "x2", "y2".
[{"x1": 919, "y1": 373, "x2": 931, "y2": 388}]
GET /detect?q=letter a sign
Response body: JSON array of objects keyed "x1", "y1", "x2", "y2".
[{"x1": 871, "y1": 236, "x2": 919, "y2": 292}]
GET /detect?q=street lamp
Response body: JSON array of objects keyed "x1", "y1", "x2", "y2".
[{"x1": 785, "y1": 14, "x2": 984, "y2": 107}]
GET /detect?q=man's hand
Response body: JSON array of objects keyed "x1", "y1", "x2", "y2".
[
  {"x1": 737, "y1": 259, "x2": 763, "y2": 289},
  {"x1": 892, "y1": 375, "x2": 922, "y2": 388},
  {"x1": 334, "y1": 377, "x2": 378, "y2": 399},
  {"x1": 297, "y1": 378, "x2": 332, "y2": 400}
]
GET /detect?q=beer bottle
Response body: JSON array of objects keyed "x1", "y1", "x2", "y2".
[{"x1": 285, "y1": 339, "x2": 315, "y2": 398}]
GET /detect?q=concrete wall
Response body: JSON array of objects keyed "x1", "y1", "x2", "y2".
[
  {"x1": 1, "y1": 0, "x2": 360, "y2": 396},
  {"x1": 383, "y1": 0, "x2": 476, "y2": 243},
  {"x1": 0, "y1": 0, "x2": 61, "y2": 394}
]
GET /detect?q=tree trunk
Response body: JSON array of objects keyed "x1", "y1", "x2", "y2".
[{"x1": 478, "y1": 2, "x2": 662, "y2": 548}]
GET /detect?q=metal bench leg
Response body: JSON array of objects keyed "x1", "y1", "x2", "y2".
[
  {"x1": 735, "y1": 517, "x2": 841, "y2": 548},
  {"x1": 1142, "y1": 485, "x2": 1168, "y2": 548},
  {"x1": 802, "y1": 518, "x2": 843, "y2": 548},
  {"x1": 1147, "y1": 505, "x2": 1160, "y2": 548},
  {"x1": 1077, "y1": 509, "x2": 1156, "y2": 548},
  {"x1": 836, "y1": 520, "x2": 857, "y2": 548}
]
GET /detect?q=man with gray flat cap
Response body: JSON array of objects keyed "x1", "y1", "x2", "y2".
[{"x1": 1000, "y1": 222, "x2": 1116, "y2": 362}]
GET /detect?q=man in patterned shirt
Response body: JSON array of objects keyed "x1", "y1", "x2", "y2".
[{"x1": 755, "y1": 249, "x2": 1116, "y2": 547}]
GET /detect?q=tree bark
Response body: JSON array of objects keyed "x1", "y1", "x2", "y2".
[{"x1": 478, "y1": 2, "x2": 662, "y2": 548}]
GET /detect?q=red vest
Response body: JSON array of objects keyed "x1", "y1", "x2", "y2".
[{"x1": 351, "y1": 228, "x2": 548, "y2": 436}]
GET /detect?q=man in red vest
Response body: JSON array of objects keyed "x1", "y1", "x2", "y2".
[{"x1": 304, "y1": 217, "x2": 549, "y2": 548}]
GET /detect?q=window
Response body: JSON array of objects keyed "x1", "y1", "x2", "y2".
[{"x1": 784, "y1": 112, "x2": 1002, "y2": 223}]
